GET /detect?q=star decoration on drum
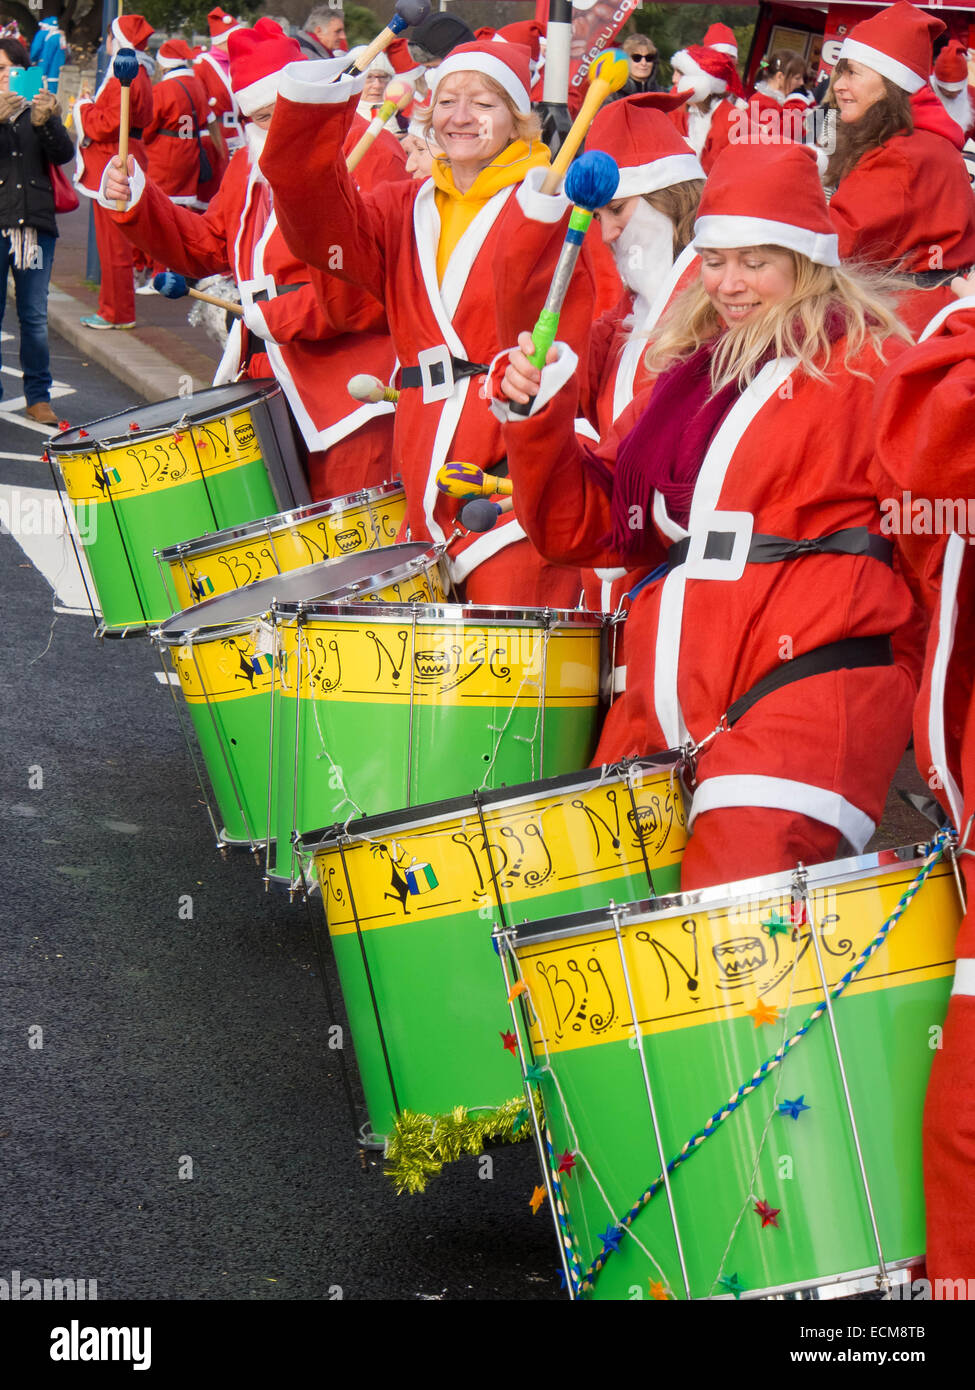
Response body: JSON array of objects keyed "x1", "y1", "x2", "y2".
[
  {"x1": 556, "y1": 1150, "x2": 577, "y2": 1175},
  {"x1": 747, "y1": 998, "x2": 780, "y2": 1027},
  {"x1": 778, "y1": 1095, "x2": 810, "y2": 1120},
  {"x1": 507, "y1": 981, "x2": 528, "y2": 1002},
  {"x1": 128, "y1": 422, "x2": 140, "y2": 431},
  {"x1": 513, "y1": 1108, "x2": 530, "y2": 1134},
  {"x1": 718, "y1": 1272, "x2": 747, "y2": 1299},
  {"x1": 58, "y1": 421, "x2": 70, "y2": 432},
  {"x1": 754, "y1": 1198, "x2": 781, "y2": 1228},
  {"x1": 529, "y1": 1185, "x2": 547, "y2": 1214},
  {"x1": 524, "y1": 1063, "x2": 545, "y2": 1083},
  {"x1": 598, "y1": 1225, "x2": 623, "y2": 1253},
  {"x1": 501, "y1": 1030, "x2": 517, "y2": 1055},
  {"x1": 762, "y1": 910, "x2": 794, "y2": 939},
  {"x1": 649, "y1": 1280, "x2": 669, "y2": 1300}
]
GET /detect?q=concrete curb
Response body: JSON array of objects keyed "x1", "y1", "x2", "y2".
[{"x1": 47, "y1": 281, "x2": 213, "y2": 405}]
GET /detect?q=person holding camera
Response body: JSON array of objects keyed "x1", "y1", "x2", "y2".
[{"x1": 0, "y1": 36, "x2": 74, "y2": 425}]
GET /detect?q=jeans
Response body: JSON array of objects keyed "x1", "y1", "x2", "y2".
[{"x1": 0, "y1": 230, "x2": 57, "y2": 406}]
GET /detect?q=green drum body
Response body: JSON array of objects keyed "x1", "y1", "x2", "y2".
[
  {"x1": 156, "y1": 481, "x2": 408, "y2": 613},
  {"x1": 153, "y1": 545, "x2": 447, "y2": 852},
  {"x1": 51, "y1": 381, "x2": 307, "y2": 634},
  {"x1": 502, "y1": 842, "x2": 962, "y2": 1300},
  {"x1": 302, "y1": 758, "x2": 688, "y2": 1142},
  {"x1": 270, "y1": 604, "x2": 605, "y2": 887}
]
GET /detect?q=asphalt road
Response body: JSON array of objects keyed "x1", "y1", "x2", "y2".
[{"x1": 0, "y1": 322, "x2": 561, "y2": 1304}]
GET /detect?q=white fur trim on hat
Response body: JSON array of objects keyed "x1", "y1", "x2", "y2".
[
  {"x1": 235, "y1": 73, "x2": 281, "y2": 115},
  {"x1": 710, "y1": 42, "x2": 737, "y2": 57},
  {"x1": 615, "y1": 152, "x2": 705, "y2": 198},
  {"x1": 838, "y1": 36, "x2": 925, "y2": 94},
  {"x1": 212, "y1": 23, "x2": 246, "y2": 45},
  {"x1": 935, "y1": 77, "x2": 968, "y2": 96},
  {"x1": 694, "y1": 214, "x2": 839, "y2": 266},
  {"x1": 431, "y1": 50, "x2": 531, "y2": 114}
]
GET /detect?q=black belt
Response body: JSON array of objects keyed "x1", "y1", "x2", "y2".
[
  {"x1": 668, "y1": 525, "x2": 893, "y2": 571},
  {"x1": 399, "y1": 355, "x2": 488, "y2": 391},
  {"x1": 156, "y1": 127, "x2": 197, "y2": 138},
  {"x1": 129, "y1": 128, "x2": 144, "y2": 140},
  {"x1": 726, "y1": 636, "x2": 893, "y2": 728},
  {"x1": 904, "y1": 265, "x2": 974, "y2": 288},
  {"x1": 249, "y1": 282, "x2": 309, "y2": 303}
]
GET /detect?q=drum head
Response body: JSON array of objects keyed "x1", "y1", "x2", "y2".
[
  {"x1": 51, "y1": 380, "x2": 280, "y2": 451},
  {"x1": 155, "y1": 543, "x2": 437, "y2": 641}
]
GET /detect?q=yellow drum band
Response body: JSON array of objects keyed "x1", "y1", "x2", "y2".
[
  {"x1": 55, "y1": 408, "x2": 265, "y2": 504},
  {"x1": 171, "y1": 629, "x2": 277, "y2": 703},
  {"x1": 316, "y1": 771, "x2": 688, "y2": 936},
  {"x1": 165, "y1": 494, "x2": 409, "y2": 610},
  {"x1": 271, "y1": 619, "x2": 602, "y2": 708},
  {"x1": 512, "y1": 862, "x2": 959, "y2": 1056}
]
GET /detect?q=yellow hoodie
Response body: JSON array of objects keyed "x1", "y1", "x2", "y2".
[{"x1": 432, "y1": 140, "x2": 551, "y2": 285}]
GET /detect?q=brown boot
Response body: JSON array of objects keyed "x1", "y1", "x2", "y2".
[{"x1": 25, "y1": 402, "x2": 59, "y2": 425}]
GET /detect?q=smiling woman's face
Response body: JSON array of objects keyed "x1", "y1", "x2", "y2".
[
  {"x1": 832, "y1": 59, "x2": 887, "y2": 123},
  {"x1": 431, "y1": 72, "x2": 515, "y2": 173},
  {"x1": 699, "y1": 246, "x2": 796, "y2": 328}
]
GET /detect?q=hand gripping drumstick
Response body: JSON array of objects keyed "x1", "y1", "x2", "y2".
[
  {"x1": 112, "y1": 48, "x2": 140, "y2": 212},
  {"x1": 348, "y1": 374, "x2": 400, "y2": 404},
  {"x1": 341, "y1": 0, "x2": 430, "y2": 76},
  {"x1": 153, "y1": 271, "x2": 244, "y2": 317},
  {"x1": 540, "y1": 49, "x2": 629, "y2": 196},
  {"x1": 511, "y1": 151, "x2": 620, "y2": 418},
  {"x1": 346, "y1": 79, "x2": 413, "y2": 172},
  {"x1": 436, "y1": 461, "x2": 513, "y2": 500}
]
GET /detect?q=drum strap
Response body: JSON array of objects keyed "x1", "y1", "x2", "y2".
[
  {"x1": 668, "y1": 525, "x2": 893, "y2": 572},
  {"x1": 725, "y1": 635, "x2": 893, "y2": 729}
]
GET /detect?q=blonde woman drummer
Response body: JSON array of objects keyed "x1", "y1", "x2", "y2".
[
  {"x1": 260, "y1": 39, "x2": 595, "y2": 606},
  {"x1": 494, "y1": 142, "x2": 919, "y2": 892}
]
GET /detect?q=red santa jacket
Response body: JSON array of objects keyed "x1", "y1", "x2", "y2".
[
  {"x1": 345, "y1": 110, "x2": 408, "y2": 190},
  {"x1": 73, "y1": 65, "x2": 154, "y2": 196},
  {"x1": 103, "y1": 147, "x2": 397, "y2": 471},
  {"x1": 874, "y1": 296, "x2": 975, "y2": 866},
  {"x1": 144, "y1": 66, "x2": 210, "y2": 205},
  {"x1": 260, "y1": 58, "x2": 597, "y2": 594},
  {"x1": 193, "y1": 49, "x2": 243, "y2": 152},
  {"x1": 494, "y1": 326, "x2": 919, "y2": 854}
]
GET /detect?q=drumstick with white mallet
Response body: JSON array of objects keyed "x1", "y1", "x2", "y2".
[
  {"x1": 540, "y1": 48, "x2": 629, "y2": 196},
  {"x1": 341, "y1": 0, "x2": 430, "y2": 76},
  {"x1": 153, "y1": 271, "x2": 244, "y2": 316},
  {"x1": 112, "y1": 47, "x2": 140, "y2": 212},
  {"x1": 346, "y1": 78, "x2": 414, "y2": 172},
  {"x1": 510, "y1": 149, "x2": 620, "y2": 418},
  {"x1": 348, "y1": 375, "x2": 400, "y2": 404}
]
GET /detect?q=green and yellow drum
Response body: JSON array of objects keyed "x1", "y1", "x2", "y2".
[
  {"x1": 501, "y1": 839, "x2": 962, "y2": 1300},
  {"x1": 301, "y1": 757, "x2": 687, "y2": 1142},
  {"x1": 270, "y1": 603, "x2": 606, "y2": 886},
  {"x1": 155, "y1": 481, "x2": 408, "y2": 613},
  {"x1": 153, "y1": 544, "x2": 448, "y2": 853},
  {"x1": 51, "y1": 381, "x2": 308, "y2": 634}
]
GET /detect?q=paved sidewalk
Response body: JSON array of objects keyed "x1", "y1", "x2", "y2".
[{"x1": 47, "y1": 202, "x2": 223, "y2": 405}]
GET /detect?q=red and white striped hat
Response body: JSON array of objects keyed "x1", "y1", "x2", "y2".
[
  {"x1": 838, "y1": 0, "x2": 945, "y2": 95},
  {"x1": 933, "y1": 39, "x2": 969, "y2": 95},
  {"x1": 157, "y1": 38, "x2": 195, "y2": 70},
  {"x1": 588, "y1": 94, "x2": 704, "y2": 199},
  {"x1": 694, "y1": 141, "x2": 839, "y2": 266},
  {"x1": 111, "y1": 13, "x2": 153, "y2": 51},
  {"x1": 429, "y1": 39, "x2": 532, "y2": 114},
  {"x1": 703, "y1": 23, "x2": 738, "y2": 59},
  {"x1": 228, "y1": 18, "x2": 304, "y2": 115},
  {"x1": 208, "y1": 6, "x2": 245, "y2": 45}
]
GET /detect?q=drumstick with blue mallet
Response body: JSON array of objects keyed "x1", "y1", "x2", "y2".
[
  {"x1": 342, "y1": 0, "x2": 429, "y2": 76},
  {"x1": 153, "y1": 271, "x2": 244, "y2": 316},
  {"x1": 510, "y1": 149, "x2": 620, "y2": 418},
  {"x1": 112, "y1": 47, "x2": 140, "y2": 213}
]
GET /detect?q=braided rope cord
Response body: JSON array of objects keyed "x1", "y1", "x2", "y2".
[{"x1": 573, "y1": 831, "x2": 953, "y2": 1296}]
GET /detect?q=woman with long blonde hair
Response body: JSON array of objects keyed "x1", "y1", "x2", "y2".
[{"x1": 495, "y1": 141, "x2": 920, "y2": 891}]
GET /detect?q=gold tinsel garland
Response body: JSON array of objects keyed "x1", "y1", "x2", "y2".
[{"x1": 384, "y1": 1096, "x2": 538, "y2": 1195}]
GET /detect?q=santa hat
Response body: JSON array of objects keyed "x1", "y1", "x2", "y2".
[
  {"x1": 588, "y1": 94, "x2": 704, "y2": 198},
  {"x1": 229, "y1": 18, "x2": 305, "y2": 115},
  {"x1": 703, "y1": 23, "x2": 738, "y2": 59},
  {"x1": 387, "y1": 37, "x2": 423, "y2": 82},
  {"x1": 208, "y1": 7, "x2": 245, "y2": 46},
  {"x1": 157, "y1": 38, "x2": 195, "y2": 70},
  {"x1": 694, "y1": 142, "x2": 839, "y2": 266},
  {"x1": 111, "y1": 14, "x2": 153, "y2": 51},
  {"x1": 838, "y1": 0, "x2": 944, "y2": 95},
  {"x1": 671, "y1": 45, "x2": 745, "y2": 101},
  {"x1": 496, "y1": 20, "x2": 544, "y2": 64},
  {"x1": 346, "y1": 44, "x2": 393, "y2": 77},
  {"x1": 429, "y1": 40, "x2": 532, "y2": 114},
  {"x1": 933, "y1": 39, "x2": 970, "y2": 95}
]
